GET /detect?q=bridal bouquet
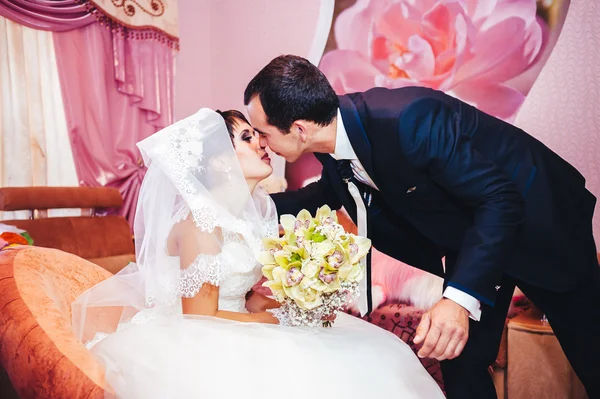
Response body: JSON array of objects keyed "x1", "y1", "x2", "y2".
[{"x1": 258, "y1": 206, "x2": 371, "y2": 327}]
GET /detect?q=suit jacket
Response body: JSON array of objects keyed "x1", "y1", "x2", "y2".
[{"x1": 272, "y1": 87, "x2": 597, "y2": 307}]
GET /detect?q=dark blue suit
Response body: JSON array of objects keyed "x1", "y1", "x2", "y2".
[{"x1": 272, "y1": 87, "x2": 600, "y2": 398}]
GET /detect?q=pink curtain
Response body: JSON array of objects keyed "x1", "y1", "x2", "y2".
[
  {"x1": 0, "y1": 0, "x2": 176, "y2": 227},
  {"x1": 53, "y1": 23, "x2": 175, "y2": 226},
  {"x1": 0, "y1": 0, "x2": 94, "y2": 30}
]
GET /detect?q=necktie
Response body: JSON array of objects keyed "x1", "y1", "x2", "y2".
[{"x1": 338, "y1": 161, "x2": 372, "y2": 316}]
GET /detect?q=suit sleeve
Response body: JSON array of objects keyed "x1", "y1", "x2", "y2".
[
  {"x1": 270, "y1": 170, "x2": 343, "y2": 217},
  {"x1": 397, "y1": 98, "x2": 525, "y2": 306}
]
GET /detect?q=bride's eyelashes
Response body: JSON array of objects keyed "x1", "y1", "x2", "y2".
[{"x1": 241, "y1": 130, "x2": 258, "y2": 143}]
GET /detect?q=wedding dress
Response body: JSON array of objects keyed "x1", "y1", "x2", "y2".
[{"x1": 72, "y1": 109, "x2": 445, "y2": 399}]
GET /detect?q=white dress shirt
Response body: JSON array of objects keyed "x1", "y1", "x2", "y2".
[{"x1": 330, "y1": 109, "x2": 482, "y2": 321}]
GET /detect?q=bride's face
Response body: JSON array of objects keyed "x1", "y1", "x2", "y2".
[{"x1": 231, "y1": 119, "x2": 273, "y2": 182}]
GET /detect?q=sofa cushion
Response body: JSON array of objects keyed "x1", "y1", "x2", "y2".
[
  {"x1": 86, "y1": 254, "x2": 136, "y2": 274},
  {"x1": 0, "y1": 247, "x2": 110, "y2": 398}
]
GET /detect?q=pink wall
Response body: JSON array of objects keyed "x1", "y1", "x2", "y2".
[
  {"x1": 515, "y1": 0, "x2": 600, "y2": 241},
  {"x1": 175, "y1": 0, "x2": 325, "y2": 120},
  {"x1": 175, "y1": 0, "x2": 330, "y2": 177}
]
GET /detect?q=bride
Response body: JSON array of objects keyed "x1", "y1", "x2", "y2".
[{"x1": 72, "y1": 108, "x2": 445, "y2": 398}]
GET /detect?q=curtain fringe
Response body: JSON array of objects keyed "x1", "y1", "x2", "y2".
[{"x1": 77, "y1": 0, "x2": 179, "y2": 50}]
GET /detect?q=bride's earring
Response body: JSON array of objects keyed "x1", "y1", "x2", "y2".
[{"x1": 209, "y1": 158, "x2": 232, "y2": 179}]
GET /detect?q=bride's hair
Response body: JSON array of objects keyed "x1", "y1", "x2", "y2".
[
  {"x1": 205, "y1": 109, "x2": 254, "y2": 188},
  {"x1": 215, "y1": 109, "x2": 251, "y2": 145}
]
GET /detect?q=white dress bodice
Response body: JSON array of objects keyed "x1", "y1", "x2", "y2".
[
  {"x1": 177, "y1": 229, "x2": 262, "y2": 313},
  {"x1": 214, "y1": 240, "x2": 262, "y2": 313}
]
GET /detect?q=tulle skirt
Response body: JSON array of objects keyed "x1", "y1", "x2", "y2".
[{"x1": 92, "y1": 312, "x2": 445, "y2": 398}]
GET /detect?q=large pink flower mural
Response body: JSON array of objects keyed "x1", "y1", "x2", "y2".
[{"x1": 320, "y1": 0, "x2": 547, "y2": 120}]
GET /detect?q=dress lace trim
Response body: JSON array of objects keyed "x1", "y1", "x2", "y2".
[
  {"x1": 178, "y1": 253, "x2": 227, "y2": 298},
  {"x1": 172, "y1": 204, "x2": 190, "y2": 225}
]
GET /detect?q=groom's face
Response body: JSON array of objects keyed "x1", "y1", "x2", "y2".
[{"x1": 247, "y1": 97, "x2": 303, "y2": 162}]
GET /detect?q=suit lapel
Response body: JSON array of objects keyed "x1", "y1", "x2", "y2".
[
  {"x1": 338, "y1": 94, "x2": 428, "y2": 213},
  {"x1": 338, "y1": 95, "x2": 379, "y2": 188}
]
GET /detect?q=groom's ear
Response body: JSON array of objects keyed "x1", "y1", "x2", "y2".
[{"x1": 292, "y1": 120, "x2": 309, "y2": 143}]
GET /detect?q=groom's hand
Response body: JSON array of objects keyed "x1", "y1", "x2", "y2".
[{"x1": 413, "y1": 298, "x2": 469, "y2": 361}]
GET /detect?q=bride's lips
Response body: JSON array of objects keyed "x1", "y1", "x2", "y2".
[{"x1": 261, "y1": 153, "x2": 271, "y2": 163}]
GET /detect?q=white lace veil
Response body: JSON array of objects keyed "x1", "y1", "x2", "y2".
[{"x1": 72, "y1": 108, "x2": 278, "y2": 344}]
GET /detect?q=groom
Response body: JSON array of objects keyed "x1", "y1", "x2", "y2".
[{"x1": 244, "y1": 55, "x2": 599, "y2": 399}]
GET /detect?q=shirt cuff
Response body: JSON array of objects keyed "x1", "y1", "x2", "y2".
[{"x1": 443, "y1": 286, "x2": 482, "y2": 321}]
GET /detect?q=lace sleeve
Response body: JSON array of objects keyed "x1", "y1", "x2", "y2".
[{"x1": 178, "y1": 252, "x2": 228, "y2": 298}]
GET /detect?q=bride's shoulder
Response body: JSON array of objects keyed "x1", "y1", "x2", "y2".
[{"x1": 167, "y1": 215, "x2": 224, "y2": 256}]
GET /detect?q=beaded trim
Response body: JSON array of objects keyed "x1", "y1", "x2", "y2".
[{"x1": 77, "y1": 0, "x2": 180, "y2": 50}]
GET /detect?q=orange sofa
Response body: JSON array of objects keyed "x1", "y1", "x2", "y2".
[
  {"x1": 0, "y1": 187, "x2": 135, "y2": 274},
  {"x1": 0, "y1": 246, "x2": 110, "y2": 399}
]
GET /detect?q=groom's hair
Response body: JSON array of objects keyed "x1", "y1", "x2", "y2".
[{"x1": 244, "y1": 55, "x2": 339, "y2": 133}]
